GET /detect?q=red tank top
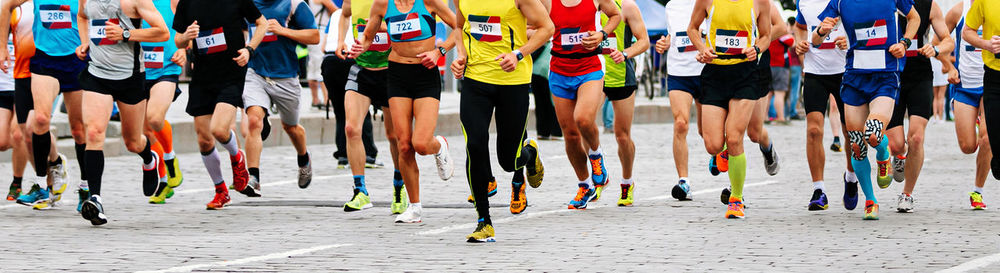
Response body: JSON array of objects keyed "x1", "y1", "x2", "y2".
[{"x1": 549, "y1": 0, "x2": 602, "y2": 76}]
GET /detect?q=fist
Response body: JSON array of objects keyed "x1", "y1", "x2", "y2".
[
  {"x1": 918, "y1": 44, "x2": 937, "y2": 58},
  {"x1": 795, "y1": 40, "x2": 809, "y2": 55},
  {"x1": 183, "y1": 21, "x2": 200, "y2": 41},
  {"x1": 105, "y1": 21, "x2": 124, "y2": 41},
  {"x1": 819, "y1": 17, "x2": 838, "y2": 36},
  {"x1": 988, "y1": 36, "x2": 1000, "y2": 54},
  {"x1": 655, "y1": 36, "x2": 670, "y2": 54},
  {"x1": 889, "y1": 43, "x2": 906, "y2": 58},
  {"x1": 742, "y1": 46, "x2": 758, "y2": 62},
  {"x1": 835, "y1": 36, "x2": 848, "y2": 50},
  {"x1": 696, "y1": 48, "x2": 716, "y2": 63},
  {"x1": 451, "y1": 55, "x2": 466, "y2": 79}
]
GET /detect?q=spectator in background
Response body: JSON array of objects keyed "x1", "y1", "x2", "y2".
[
  {"x1": 531, "y1": 42, "x2": 562, "y2": 140},
  {"x1": 768, "y1": 29, "x2": 794, "y2": 124},
  {"x1": 308, "y1": 0, "x2": 335, "y2": 109},
  {"x1": 786, "y1": 17, "x2": 803, "y2": 120}
]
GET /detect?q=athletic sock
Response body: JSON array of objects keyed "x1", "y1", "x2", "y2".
[
  {"x1": 393, "y1": 170, "x2": 404, "y2": 187},
  {"x1": 727, "y1": 153, "x2": 747, "y2": 199},
  {"x1": 621, "y1": 178, "x2": 633, "y2": 185},
  {"x1": 248, "y1": 167, "x2": 260, "y2": 181},
  {"x1": 479, "y1": 217, "x2": 492, "y2": 226},
  {"x1": 150, "y1": 140, "x2": 166, "y2": 178},
  {"x1": 154, "y1": 120, "x2": 174, "y2": 157},
  {"x1": 221, "y1": 130, "x2": 240, "y2": 156},
  {"x1": 813, "y1": 181, "x2": 825, "y2": 191},
  {"x1": 833, "y1": 136, "x2": 841, "y2": 143},
  {"x1": 139, "y1": 141, "x2": 155, "y2": 170},
  {"x1": 31, "y1": 132, "x2": 51, "y2": 177},
  {"x1": 200, "y1": 149, "x2": 225, "y2": 185},
  {"x1": 85, "y1": 150, "x2": 105, "y2": 196},
  {"x1": 588, "y1": 148, "x2": 602, "y2": 156},
  {"x1": 297, "y1": 152, "x2": 309, "y2": 167},
  {"x1": 875, "y1": 135, "x2": 889, "y2": 161},
  {"x1": 75, "y1": 142, "x2": 87, "y2": 181},
  {"x1": 851, "y1": 155, "x2": 877, "y2": 204},
  {"x1": 11, "y1": 176, "x2": 21, "y2": 187},
  {"x1": 845, "y1": 171, "x2": 859, "y2": 183},
  {"x1": 410, "y1": 202, "x2": 421, "y2": 209},
  {"x1": 48, "y1": 154, "x2": 62, "y2": 168},
  {"x1": 580, "y1": 178, "x2": 592, "y2": 189},
  {"x1": 759, "y1": 142, "x2": 773, "y2": 153},
  {"x1": 353, "y1": 175, "x2": 368, "y2": 195},
  {"x1": 679, "y1": 177, "x2": 689, "y2": 184},
  {"x1": 512, "y1": 169, "x2": 525, "y2": 184},
  {"x1": 975, "y1": 187, "x2": 984, "y2": 194}
]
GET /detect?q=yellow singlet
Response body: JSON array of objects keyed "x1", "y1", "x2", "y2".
[
  {"x1": 706, "y1": 0, "x2": 756, "y2": 65},
  {"x1": 460, "y1": 0, "x2": 531, "y2": 85}
]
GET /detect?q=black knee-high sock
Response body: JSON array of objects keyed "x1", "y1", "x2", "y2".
[
  {"x1": 138, "y1": 140, "x2": 153, "y2": 164},
  {"x1": 75, "y1": 143, "x2": 87, "y2": 180},
  {"x1": 31, "y1": 132, "x2": 51, "y2": 177},
  {"x1": 86, "y1": 150, "x2": 104, "y2": 196}
]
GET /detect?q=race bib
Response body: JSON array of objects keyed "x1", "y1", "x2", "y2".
[
  {"x1": 560, "y1": 32, "x2": 588, "y2": 46},
  {"x1": 600, "y1": 34, "x2": 617, "y2": 54},
  {"x1": 356, "y1": 24, "x2": 390, "y2": 52},
  {"x1": 38, "y1": 5, "x2": 72, "y2": 29},
  {"x1": 196, "y1": 27, "x2": 227, "y2": 54},
  {"x1": 904, "y1": 39, "x2": 920, "y2": 57},
  {"x1": 713, "y1": 29, "x2": 748, "y2": 54},
  {"x1": 673, "y1": 32, "x2": 696, "y2": 52},
  {"x1": 853, "y1": 49, "x2": 886, "y2": 69},
  {"x1": 468, "y1": 15, "x2": 501, "y2": 42},
  {"x1": 854, "y1": 20, "x2": 888, "y2": 47},
  {"x1": 388, "y1": 13, "x2": 421, "y2": 40},
  {"x1": 89, "y1": 18, "x2": 119, "y2": 45},
  {"x1": 249, "y1": 25, "x2": 278, "y2": 43},
  {"x1": 810, "y1": 26, "x2": 838, "y2": 49},
  {"x1": 142, "y1": 46, "x2": 164, "y2": 69},
  {"x1": 6, "y1": 34, "x2": 13, "y2": 62}
]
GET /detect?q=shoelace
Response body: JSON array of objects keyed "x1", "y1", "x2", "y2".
[
  {"x1": 878, "y1": 162, "x2": 889, "y2": 175},
  {"x1": 590, "y1": 157, "x2": 603, "y2": 176},
  {"x1": 573, "y1": 186, "x2": 589, "y2": 201},
  {"x1": 621, "y1": 185, "x2": 629, "y2": 199},
  {"x1": 727, "y1": 201, "x2": 741, "y2": 212}
]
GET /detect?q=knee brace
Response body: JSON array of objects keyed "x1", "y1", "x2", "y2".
[
  {"x1": 864, "y1": 119, "x2": 884, "y2": 146},
  {"x1": 848, "y1": 130, "x2": 867, "y2": 160}
]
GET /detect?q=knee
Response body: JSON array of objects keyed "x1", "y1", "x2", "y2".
[
  {"x1": 282, "y1": 124, "x2": 302, "y2": 135},
  {"x1": 145, "y1": 115, "x2": 165, "y2": 130},
  {"x1": 412, "y1": 140, "x2": 433, "y2": 155},
  {"x1": 196, "y1": 133, "x2": 214, "y2": 150},
  {"x1": 574, "y1": 116, "x2": 595, "y2": 130},
  {"x1": 210, "y1": 127, "x2": 231, "y2": 142},
  {"x1": 907, "y1": 133, "x2": 924, "y2": 148},
  {"x1": 396, "y1": 141, "x2": 414, "y2": 156},
  {"x1": 960, "y1": 140, "x2": 978, "y2": 154},
  {"x1": 615, "y1": 130, "x2": 632, "y2": 146},
  {"x1": 33, "y1": 112, "x2": 51, "y2": 127},
  {"x1": 85, "y1": 126, "x2": 105, "y2": 142},
  {"x1": 11, "y1": 130, "x2": 23, "y2": 144},
  {"x1": 344, "y1": 123, "x2": 362, "y2": 139},
  {"x1": 725, "y1": 134, "x2": 743, "y2": 149},
  {"x1": 124, "y1": 138, "x2": 145, "y2": 153},
  {"x1": 888, "y1": 138, "x2": 906, "y2": 154},
  {"x1": 806, "y1": 124, "x2": 823, "y2": 140},
  {"x1": 705, "y1": 140, "x2": 724, "y2": 155},
  {"x1": 247, "y1": 117, "x2": 264, "y2": 134},
  {"x1": 563, "y1": 129, "x2": 582, "y2": 144},
  {"x1": 747, "y1": 129, "x2": 761, "y2": 143},
  {"x1": 674, "y1": 118, "x2": 689, "y2": 135}
]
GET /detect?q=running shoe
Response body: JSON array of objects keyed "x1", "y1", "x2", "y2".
[
  {"x1": 231, "y1": 151, "x2": 250, "y2": 192},
  {"x1": 863, "y1": 200, "x2": 879, "y2": 220},
  {"x1": 343, "y1": 189, "x2": 372, "y2": 212},
  {"x1": 830, "y1": 140, "x2": 842, "y2": 152},
  {"x1": 337, "y1": 157, "x2": 349, "y2": 169},
  {"x1": 394, "y1": 204, "x2": 422, "y2": 223},
  {"x1": 589, "y1": 153, "x2": 609, "y2": 201},
  {"x1": 808, "y1": 189, "x2": 829, "y2": 211},
  {"x1": 77, "y1": 188, "x2": 90, "y2": 212},
  {"x1": 80, "y1": 195, "x2": 108, "y2": 226},
  {"x1": 720, "y1": 187, "x2": 731, "y2": 205},
  {"x1": 876, "y1": 160, "x2": 892, "y2": 189},
  {"x1": 762, "y1": 145, "x2": 780, "y2": 176},
  {"x1": 568, "y1": 183, "x2": 595, "y2": 210},
  {"x1": 6, "y1": 181, "x2": 20, "y2": 201},
  {"x1": 48, "y1": 154, "x2": 68, "y2": 201},
  {"x1": 434, "y1": 136, "x2": 455, "y2": 181},
  {"x1": 392, "y1": 185, "x2": 408, "y2": 214},
  {"x1": 206, "y1": 187, "x2": 231, "y2": 210},
  {"x1": 142, "y1": 152, "x2": 161, "y2": 196},
  {"x1": 261, "y1": 115, "x2": 272, "y2": 141},
  {"x1": 524, "y1": 139, "x2": 544, "y2": 188},
  {"x1": 970, "y1": 191, "x2": 987, "y2": 210},
  {"x1": 844, "y1": 174, "x2": 859, "y2": 211},
  {"x1": 725, "y1": 197, "x2": 745, "y2": 219},
  {"x1": 671, "y1": 180, "x2": 691, "y2": 201},
  {"x1": 365, "y1": 156, "x2": 384, "y2": 169},
  {"x1": 16, "y1": 184, "x2": 49, "y2": 207},
  {"x1": 166, "y1": 158, "x2": 183, "y2": 188},
  {"x1": 148, "y1": 182, "x2": 172, "y2": 204},
  {"x1": 466, "y1": 222, "x2": 496, "y2": 243},
  {"x1": 617, "y1": 182, "x2": 635, "y2": 207},
  {"x1": 896, "y1": 193, "x2": 914, "y2": 213},
  {"x1": 239, "y1": 175, "x2": 261, "y2": 197},
  {"x1": 709, "y1": 156, "x2": 720, "y2": 176},
  {"x1": 892, "y1": 155, "x2": 905, "y2": 183},
  {"x1": 716, "y1": 149, "x2": 729, "y2": 172},
  {"x1": 298, "y1": 161, "x2": 313, "y2": 189},
  {"x1": 510, "y1": 182, "x2": 526, "y2": 214},
  {"x1": 467, "y1": 179, "x2": 497, "y2": 203}
]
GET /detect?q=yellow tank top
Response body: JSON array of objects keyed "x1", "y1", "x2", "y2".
[
  {"x1": 352, "y1": 0, "x2": 391, "y2": 68},
  {"x1": 706, "y1": 0, "x2": 756, "y2": 65},
  {"x1": 460, "y1": 0, "x2": 531, "y2": 85}
]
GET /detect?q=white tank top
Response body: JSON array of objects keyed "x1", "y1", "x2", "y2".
[
  {"x1": 797, "y1": 0, "x2": 847, "y2": 75},
  {"x1": 957, "y1": 0, "x2": 984, "y2": 88},
  {"x1": 323, "y1": 9, "x2": 354, "y2": 53},
  {"x1": 664, "y1": 0, "x2": 705, "y2": 77}
]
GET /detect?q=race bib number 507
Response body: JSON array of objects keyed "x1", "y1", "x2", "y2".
[{"x1": 467, "y1": 15, "x2": 502, "y2": 42}]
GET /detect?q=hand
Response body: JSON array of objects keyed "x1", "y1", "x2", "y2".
[
  {"x1": 918, "y1": 44, "x2": 937, "y2": 58},
  {"x1": 451, "y1": 54, "x2": 466, "y2": 79},
  {"x1": 582, "y1": 31, "x2": 601, "y2": 50},
  {"x1": 742, "y1": 46, "x2": 758, "y2": 62},
  {"x1": 233, "y1": 48, "x2": 250, "y2": 66},
  {"x1": 265, "y1": 19, "x2": 285, "y2": 36},
  {"x1": 335, "y1": 42, "x2": 347, "y2": 59},
  {"x1": 75, "y1": 43, "x2": 90, "y2": 60},
  {"x1": 182, "y1": 20, "x2": 200, "y2": 42},
  {"x1": 654, "y1": 36, "x2": 670, "y2": 54},
  {"x1": 947, "y1": 65, "x2": 960, "y2": 85},
  {"x1": 495, "y1": 52, "x2": 518, "y2": 72},
  {"x1": 170, "y1": 49, "x2": 187, "y2": 67},
  {"x1": 347, "y1": 42, "x2": 369, "y2": 59},
  {"x1": 609, "y1": 49, "x2": 625, "y2": 64},
  {"x1": 835, "y1": 36, "x2": 848, "y2": 50},
  {"x1": 889, "y1": 42, "x2": 906, "y2": 58},
  {"x1": 818, "y1": 17, "x2": 838, "y2": 36},
  {"x1": 988, "y1": 36, "x2": 1000, "y2": 54},
  {"x1": 416, "y1": 49, "x2": 441, "y2": 69},
  {"x1": 695, "y1": 48, "x2": 717, "y2": 63},
  {"x1": 105, "y1": 21, "x2": 124, "y2": 41},
  {"x1": 795, "y1": 40, "x2": 809, "y2": 55},
  {"x1": 0, "y1": 47, "x2": 10, "y2": 74}
]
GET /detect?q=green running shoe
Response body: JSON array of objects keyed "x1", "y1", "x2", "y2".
[
  {"x1": 166, "y1": 158, "x2": 184, "y2": 188},
  {"x1": 344, "y1": 189, "x2": 372, "y2": 212},
  {"x1": 149, "y1": 183, "x2": 172, "y2": 204},
  {"x1": 391, "y1": 185, "x2": 408, "y2": 214}
]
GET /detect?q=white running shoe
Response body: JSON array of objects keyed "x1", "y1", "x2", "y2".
[
  {"x1": 394, "y1": 204, "x2": 423, "y2": 223},
  {"x1": 49, "y1": 153, "x2": 69, "y2": 202},
  {"x1": 892, "y1": 156, "x2": 905, "y2": 182},
  {"x1": 434, "y1": 136, "x2": 454, "y2": 181},
  {"x1": 896, "y1": 193, "x2": 914, "y2": 213}
]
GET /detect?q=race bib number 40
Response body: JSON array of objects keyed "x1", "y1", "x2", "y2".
[
  {"x1": 142, "y1": 46, "x2": 164, "y2": 69},
  {"x1": 196, "y1": 27, "x2": 227, "y2": 54},
  {"x1": 673, "y1": 32, "x2": 696, "y2": 52},
  {"x1": 713, "y1": 29, "x2": 748, "y2": 54},
  {"x1": 39, "y1": 5, "x2": 72, "y2": 29},
  {"x1": 854, "y1": 20, "x2": 888, "y2": 47},
  {"x1": 89, "y1": 18, "x2": 120, "y2": 45},
  {"x1": 356, "y1": 24, "x2": 390, "y2": 52},
  {"x1": 388, "y1": 13, "x2": 423, "y2": 40},
  {"x1": 467, "y1": 15, "x2": 501, "y2": 42}
]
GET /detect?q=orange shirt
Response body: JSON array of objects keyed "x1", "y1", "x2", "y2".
[{"x1": 10, "y1": 3, "x2": 35, "y2": 79}]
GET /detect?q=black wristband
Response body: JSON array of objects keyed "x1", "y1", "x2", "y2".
[
  {"x1": 438, "y1": 46, "x2": 447, "y2": 56},
  {"x1": 600, "y1": 30, "x2": 608, "y2": 41},
  {"x1": 244, "y1": 46, "x2": 255, "y2": 57},
  {"x1": 899, "y1": 38, "x2": 912, "y2": 49}
]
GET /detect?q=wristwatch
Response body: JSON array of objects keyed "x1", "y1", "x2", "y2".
[
  {"x1": 599, "y1": 30, "x2": 608, "y2": 41},
  {"x1": 244, "y1": 46, "x2": 256, "y2": 57},
  {"x1": 512, "y1": 49, "x2": 524, "y2": 61},
  {"x1": 122, "y1": 29, "x2": 131, "y2": 42},
  {"x1": 438, "y1": 46, "x2": 447, "y2": 56},
  {"x1": 622, "y1": 51, "x2": 628, "y2": 59},
  {"x1": 899, "y1": 37, "x2": 912, "y2": 49}
]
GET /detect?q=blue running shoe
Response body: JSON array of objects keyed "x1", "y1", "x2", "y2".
[
  {"x1": 77, "y1": 188, "x2": 91, "y2": 212},
  {"x1": 568, "y1": 183, "x2": 595, "y2": 210},
  {"x1": 808, "y1": 189, "x2": 829, "y2": 211},
  {"x1": 709, "y1": 156, "x2": 720, "y2": 176},
  {"x1": 15, "y1": 184, "x2": 49, "y2": 206},
  {"x1": 81, "y1": 195, "x2": 108, "y2": 225},
  {"x1": 844, "y1": 173, "x2": 859, "y2": 211},
  {"x1": 671, "y1": 180, "x2": 692, "y2": 201},
  {"x1": 588, "y1": 153, "x2": 609, "y2": 201}
]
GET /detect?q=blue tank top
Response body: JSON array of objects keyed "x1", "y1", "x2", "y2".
[
  {"x1": 384, "y1": 0, "x2": 435, "y2": 42},
  {"x1": 33, "y1": 0, "x2": 80, "y2": 56},
  {"x1": 142, "y1": 0, "x2": 182, "y2": 79}
]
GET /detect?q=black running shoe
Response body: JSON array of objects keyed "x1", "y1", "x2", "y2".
[
  {"x1": 81, "y1": 195, "x2": 108, "y2": 226},
  {"x1": 808, "y1": 189, "x2": 829, "y2": 211}
]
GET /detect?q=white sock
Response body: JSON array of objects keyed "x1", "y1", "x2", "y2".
[
  {"x1": 588, "y1": 147, "x2": 602, "y2": 156},
  {"x1": 975, "y1": 187, "x2": 984, "y2": 194},
  {"x1": 679, "y1": 177, "x2": 689, "y2": 184},
  {"x1": 621, "y1": 178, "x2": 633, "y2": 185},
  {"x1": 79, "y1": 180, "x2": 89, "y2": 191},
  {"x1": 580, "y1": 178, "x2": 592, "y2": 188},
  {"x1": 201, "y1": 149, "x2": 225, "y2": 185},
  {"x1": 163, "y1": 151, "x2": 176, "y2": 160},
  {"x1": 221, "y1": 130, "x2": 240, "y2": 156},
  {"x1": 845, "y1": 171, "x2": 859, "y2": 183},
  {"x1": 411, "y1": 203, "x2": 422, "y2": 209},
  {"x1": 143, "y1": 152, "x2": 158, "y2": 170},
  {"x1": 813, "y1": 181, "x2": 825, "y2": 191}
]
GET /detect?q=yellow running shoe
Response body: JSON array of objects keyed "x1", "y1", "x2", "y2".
[
  {"x1": 970, "y1": 191, "x2": 987, "y2": 210},
  {"x1": 863, "y1": 200, "x2": 879, "y2": 220},
  {"x1": 391, "y1": 185, "x2": 408, "y2": 214},
  {"x1": 510, "y1": 182, "x2": 526, "y2": 214},
  {"x1": 466, "y1": 222, "x2": 496, "y2": 243},
  {"x1": 876, "y1": 160, "x2": 892, "y2": 189},
  {"x1": 166, "y1": 157, "x2": 183, "y2": 188},
  {"x1": 467, "y1": 179, "x2": 497, "y2": 203},
  {"x1": 616, "y1": 182, "x2": 635, "y2": 207},
  {"x1": 344, "y1": 190, "x2": 372, "y2": 212},
  {"x1": 524, "y1": 139, "x2": 544, "y2": 188},
  {"x1": 149, "y1": 185, "x2": 173, "y2": 204}
]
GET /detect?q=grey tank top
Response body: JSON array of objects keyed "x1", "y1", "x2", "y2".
[{"x1": 84, "y1": 0, "x2": 143, "y2": 80}]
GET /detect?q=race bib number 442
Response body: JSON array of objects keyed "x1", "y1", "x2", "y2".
[
  {"x1": 142, "y1": 46, "x2": 164, "y2": 69},
  {"x1": 39, "y1": 5, "x2": 72, "y2": 29}
]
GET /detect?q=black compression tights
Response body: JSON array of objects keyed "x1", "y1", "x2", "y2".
[{"x1": 983, "y1": 67, "x2": 1000, "y2": 179}]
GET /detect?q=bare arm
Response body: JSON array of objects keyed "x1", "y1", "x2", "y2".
[
  {"x1": 130, "y1": 0, "x2": 170, "y2": 42},
  {"x1": 767, "y1": 2, "x2": 785, "y2": 41},
  {"x1": 584, "y1": 0, "x2": 620, "y2": 49},
  {"x1": 335, "y1": 0, "x2": 351, "y2": 58},
  {"x1": 0, "y1": 0, "x2": 29, "y2": 72},
  {"x1": 753, "y1": 0, "x2": 771, "y2": 52},
  {"x1": 427, "y1": 0, "x2": 458, "y2": 50},
  {"x1": 687, "y1": 0, "x2": 710, "y2": 54},
  {"x1": 450, "y1": 0, "x2": 466, "y2": 78},
  {"x1": 357, "y1": 0, "x2": 386, "y2": 48},
  {"x1": 620, "y1": 0, "x2": 648, "y2": 58},
  {"x1": 517, "y1": 0, "x2": 553, "y2": 56},
  {"x1": 925, "y1": 1, "x2": 953, "y2": 61},
  {"x1": 889, "y1": 7, "x2": 920, "y2": 58}
]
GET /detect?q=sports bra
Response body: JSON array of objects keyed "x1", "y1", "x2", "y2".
[{"x1": 384, "y1": 0, "x2": 435, "y2": 42}]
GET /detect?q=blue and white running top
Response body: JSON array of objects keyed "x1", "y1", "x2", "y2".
[{"x1": 818, "y1": 0, "x2": 914, "y2": 74}]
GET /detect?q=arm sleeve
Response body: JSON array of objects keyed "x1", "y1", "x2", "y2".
[
  {"x1": 291, "y1": 1, "x2": 317, "y2": 30},
  {"x1": 172, "y1": 0, "x2": 190, "y2": 33},
  {"x1": 241, "y1": 0, "x2": 263, "y2": 22}
]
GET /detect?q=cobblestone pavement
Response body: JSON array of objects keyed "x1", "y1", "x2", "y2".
[{"x1": 1, "y1": 121, "x2": 998, "y2": 272}]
